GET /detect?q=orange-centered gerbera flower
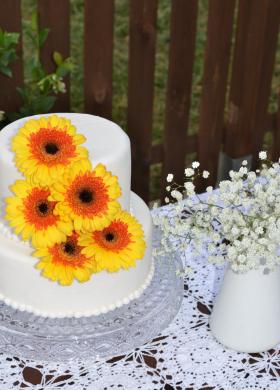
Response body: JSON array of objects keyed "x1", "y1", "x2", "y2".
[
  {"x1": 50, "y1": 163, "x2": 121, "y2": 232},
  {"x1": 79, "y1": 210, "x2": 146, "y2": 272},
  {"x1": 12, "y1": 114, "x2": 90, "y2": 185},
  {"x1": 5, "y1": 180, "x2": 73, "y2": 247},
  {"x1": 34, "y1": 231, "x2": 97, "y2": 285}
]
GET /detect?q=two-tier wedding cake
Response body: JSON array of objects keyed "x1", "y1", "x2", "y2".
[{"x1": 0, "y1": 113, "x2": 153, "y2": 317}]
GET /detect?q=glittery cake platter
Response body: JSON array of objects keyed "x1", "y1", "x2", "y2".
[{"x1": 0, "y1": 229, "x2": 183, "y2": 362}]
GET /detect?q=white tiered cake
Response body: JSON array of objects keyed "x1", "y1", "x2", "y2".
[{"x1": 0, "y1": 114, "x2": 153, "y2": 317}]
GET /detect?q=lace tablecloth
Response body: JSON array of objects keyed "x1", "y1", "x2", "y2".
[{"x1": 1, "y1": 207, "x2": 280, "y2": 389}]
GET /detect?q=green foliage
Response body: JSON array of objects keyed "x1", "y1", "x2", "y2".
[
  {"x1": 8, "y1": 11, "x2": 73, "y2": 121},
  {"x1": 0, "y1": 28, "x2": 19, "y2": 78}
]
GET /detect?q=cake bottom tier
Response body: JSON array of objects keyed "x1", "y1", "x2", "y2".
[{"x1": 0, "y1": 192, "x2": 153, "y2": 318}]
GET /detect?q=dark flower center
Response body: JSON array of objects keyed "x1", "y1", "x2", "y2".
[
  {"x1": 64, "y1": 242, "x2": 76, "y2": 255},
  {"x1": 37, "y1": 201, "x2": 49, "y2": 215},
  {"x1": 79, "y1": 189, "x2": 94, "y2": 204},
  {"x1": 105, "y1": 232, "x2": 115, "y2": 242},
  {"x1": 45, "y1": 142, "x2": 59, "y2": 155}
]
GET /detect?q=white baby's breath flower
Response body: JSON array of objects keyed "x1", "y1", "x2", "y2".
[
  {"x1": 56, "y1": 78, "x2": 66, "y2": 94},
  {"x1": 206, "y1": 186, "x2": 213, "y2": 193},
  {"x1": 184, "y1": 182, "x2": 195, "y2": 195},
  {"x1": 171, "y1": 190, "x2": 182, "y2": 201},
  {"x1": 239, "y1": 167, "x2": 248, "y2": 175},
  {"x1": 207, "y1": 243, "x2": 216, "y2": 253},
  {"x1": 211, "y1": 233, "x2": 220, "y2": 243},
  {"x1": 166, "y1": 186, "x2": 171, "y2": 192},
  {"x1": 259, "y1": 151, "x2": 267, "y2": 160},
  {"x1": 242, "y1": 160, "x2": 248, "y2": 166},
  {"x1": 164, "y1": 197, "x2": 170, "y2": 204},
  {"x1": 185, "y1": 167, "x2": 194, "y2": 177},
  {"x1": 192, "y1": 161, "x2": 200, "y2": 169},
  {"x1": 166, "y1": 173, "x2": 174, "y2": 182},
  {"x1": 152, "y1": 201, "x2": 159, "y2": 210},
  {"x1": 215, "y1": 255, "x2": 225, "y2": 265},
  {"x1": 247, "y1": 172, "x2": 256, "y2": 181},
  {"x1": 202, "y1": 170, "x2": 210, "y2": 179},
  {"x1": 255, "y1": 226, "x2": 264, "y2": 235},
  {"x1": 231, "y1": 226, "x2": 239, "y2": 236}
]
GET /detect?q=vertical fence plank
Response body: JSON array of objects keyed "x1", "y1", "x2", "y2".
[
  {"x1": 252, "y1": 1, "x2": 280, "y2": 161},
  {"x1": 0, "y1": 0, "x2": 23, "y2": 114},
  {"x1": 272, "y1": 97, "x2": 280, "y2": 160},
  {"x1": 197, "y1": 0, "x2": 235, "y2": 190},
  {"x1": 161, "y1": 0, "x2": 197, "y2": 199},
  {"x1": 38, "y1": 0, "x2": 70, "y2": 112},
  {"x1": 84, "y1": 0, "x2": 114, "y2": 118},
  {"x1": 127, "y1": 0, "x2": 158, "y2": 203},
  {"x1": 224, "y1": 0, "x2": 280, "y2": 165}
]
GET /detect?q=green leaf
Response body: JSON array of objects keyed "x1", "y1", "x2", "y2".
[
  {"x1": 31, "y1": 62, "x2": 45, "y2": 81},
  {"x1": 56, "y1": 58, "x2": 74, "y2": 77},
  {"x1": 39, "y1": 28, "x2": 49, "y2": 48},
  {"x1": 16, "y1": 86, "x2": 28, "y2": 102},
  {"x1": 0, "y1": 66, "x2": 12, "y2": 78},
  {"x1": 1, "y1": 50, "x2": 16, "y2": 65},
  {"x1": 0, "y1": 29, "x2": 19, "y2": 77},
  {"x1": 6, "y1": 32, "x2": 19, "y2": 46},
  {"x1": 55, "y1": 65, "x2": 67, "y2": 78},
  {"x1": 53, "y1": 51, "x2": 63, "y2": 66},
  {"x1": 7, "y1": 111, "x2": 21, "y2": 122},
  {"x1": 19, "y1": 105, "x2": 35, "y2": 117},
  {"x1": 33, "y1": 95, "x2": 56, "y2": 113}
]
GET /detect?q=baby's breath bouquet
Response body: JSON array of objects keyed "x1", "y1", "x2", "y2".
[
  {"x1": 154, "y1": 151, "x2": 280, "y2": 352},
  {"x1": 154, "y1": 151, "x2": 280, "y2": 274}
]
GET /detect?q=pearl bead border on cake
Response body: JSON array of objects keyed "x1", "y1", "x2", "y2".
[{"x1": 0, "y1": 259, "x2": 155, "y2": 318}]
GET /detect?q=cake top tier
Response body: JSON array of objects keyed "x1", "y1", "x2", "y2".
[
  {"x1": 0, "y1": 113, "x2": 149, "y2": 302},
  {"x1": 0, "y1": 113, "x2": 131, "y2": 210}
]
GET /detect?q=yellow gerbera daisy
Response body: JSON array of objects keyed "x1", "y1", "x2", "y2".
[
  {"x1": 34, "y1": 231, "x2": 97, "y2": 285},
  {"x1": 12, "y1": 114, "x2": 90, "y2": 185},
  {"x1": 50, "y1": 163, "x2": 121, "y2": 232},
  {"x1": 5, "y1": 179, "x2": 73, "y2": 247},
  {"x1": 78, "y1": 210, "x2": 146, "y2": 272}
]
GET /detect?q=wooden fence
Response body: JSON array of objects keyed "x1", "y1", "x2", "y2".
[{"x1": 0, "y1": 0, "x2": 280, "y2": 203}]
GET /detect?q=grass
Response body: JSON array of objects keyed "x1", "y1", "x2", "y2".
[{"x1": 17, "y1": 1, "x2": 280, "y2": 199}]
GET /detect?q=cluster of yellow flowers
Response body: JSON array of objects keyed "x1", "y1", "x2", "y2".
[{"x1": 6, "y1": 115, "x2": 146, "y2": 286}]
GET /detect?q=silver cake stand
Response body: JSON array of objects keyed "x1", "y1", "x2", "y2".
[{"x1": 0, "y1": 229, "x2": 183, "y2": 362}]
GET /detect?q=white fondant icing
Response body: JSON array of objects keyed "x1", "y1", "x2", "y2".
[
  {"x1": 0, "y1": 192, "x2": 154, "y2": 317},
  {"x1": 0, "y1": 221, "x2": 29, "y2": 246},
  {"x1": 0, "y1": 113, "x2": 131, "y2": 210}
]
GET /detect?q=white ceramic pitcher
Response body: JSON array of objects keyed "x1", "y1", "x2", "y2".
[{"x1": 210, "y1": 264, "x2": 280, "y2": 353}]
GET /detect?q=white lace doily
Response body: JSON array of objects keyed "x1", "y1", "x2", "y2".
[{"x1": 1, "y1": 207, "x2": 280, "y2": 389}]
